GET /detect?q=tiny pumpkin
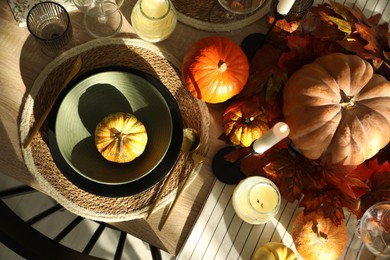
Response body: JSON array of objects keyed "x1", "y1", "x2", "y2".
[
  {"x1": 253, "y1": 242, "x2": 298, "y2": 260},
  {"x1": 182, "y1": 36, "x2": 249, "y2": 103},
  {"x1": 223, "y1": 97, "x2": 269, "y2": 147},
  {"x1": 292, "y1": 211, "x2": 347, "y2": 260},
  {"x1": 95, "y1": 112, "x2": 148, "y2": 163},
  {"x1": 283, "y1": 53, "x2": 390, "y2": 165}
]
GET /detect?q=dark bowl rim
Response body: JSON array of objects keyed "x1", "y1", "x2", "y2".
[{"x1": 47, "y1": 65, "x2": 183, "y2": 197}]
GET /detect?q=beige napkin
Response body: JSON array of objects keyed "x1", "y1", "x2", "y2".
[{"x1": 7, "y1": 0, "x2": 78, "y2": 27}]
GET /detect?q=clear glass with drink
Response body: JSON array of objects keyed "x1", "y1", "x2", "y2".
[
  {"x1": 131, "y1": 0, "x2": 177, "y2": 43},
  {"x1": 357, "y1": 201, "x2": 390, "y2": 257}
]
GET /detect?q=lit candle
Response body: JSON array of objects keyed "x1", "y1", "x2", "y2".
[
  {"x1": 232, "y1": 176, "x2": 281, "y2": 224},
  {"x1": 252, "y1": 122, "x2": 290, "y2": 154},
  {"x1": 277, "y1": 0, "x2": 296, "y2": 15}
]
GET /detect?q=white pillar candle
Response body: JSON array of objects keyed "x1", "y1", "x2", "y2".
[
  {"x1": 252, "y1": 122, "x2": 290, "y2": 154},
  {"x1": 277, "y1": 0, "x2": 296, "y2": 15},
  {"x1": 232, "y1": 176, "x2": 281, "y2": 224}
]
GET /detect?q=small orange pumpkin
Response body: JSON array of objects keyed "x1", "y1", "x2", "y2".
[
  {"x1": 182, "y1": 36, "x2": 249, "y2": 103},
  {"x1": 292, "y1": 211, "x2": 347, "y2": 260},
  {"x1": 95, "y1": 112, "x2": 148, "y2": 163},
  {"x1": 223, "y1": 97, "x2": 269, "y2": 147}
]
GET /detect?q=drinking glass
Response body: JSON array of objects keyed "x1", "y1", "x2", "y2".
[
  {"x1": 218, "y1": 0, "x2": 267, "y2": 15},
  {"x1": 72, "y1": 0, "x2": 94, "y2": 13},
  {"x1": 84, "y1": 0, "x2": 123, "y2": 38},
  {"x1": 209, "y1": 0, "x2": 268, "y2": 33},
  {"x1": 27, "y1": 2, "x2": 72, "y2": 56},
  {"x1": 357, "y1": 201, "x2": 390, "y2": 257}
]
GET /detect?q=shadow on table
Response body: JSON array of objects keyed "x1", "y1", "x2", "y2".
[{"x1": 222, "y1": 200, "x2": 299, "y2": 259}]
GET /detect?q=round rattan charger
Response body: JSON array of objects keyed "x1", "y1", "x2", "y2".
[
  {"x1": 19, "y1": 38, "x2": 210, "y2": 222},
  {"x1": 172, "y1": 0, "x2": 271, "y2": 31}
]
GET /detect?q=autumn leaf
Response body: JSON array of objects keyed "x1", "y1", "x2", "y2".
[
  {"x1": 328, "y1": 1, "x2": 356, "y2": 22},
  {"x1": 322, "y1": 164, "x2": 372, "y2": 200},
  {"x1": 278, "y1": 34, "x2": 336, "y2": 74},
  {"x1": 360, "y1": 159, "x2": 390, "y2": 215},
  {"x1": 239, "y1": 44, "x2": 284, "y2": 98},
  {"x1": 300, "y1": 188, "x2": 346, "y2": 226},
  {"x1": 328, "y1": 16, "x2": 352, "y2": 34},
  {"x1": 261, "y1": 148, "x2": 326, "y2": 202}
]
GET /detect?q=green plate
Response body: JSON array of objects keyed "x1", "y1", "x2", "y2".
[{"x1": 54, "y1": 68, "x2": 175, "y2": 185}]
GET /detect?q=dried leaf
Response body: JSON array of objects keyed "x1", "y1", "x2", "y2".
[
  {"x1": 360, "y1": 159, "x2": 390, "y2": 215},
  {"x1": 323, "y1": 164, "x2": 372, "y2": 200},
  {"x1": 328, "y1": 16, "x2": 352, "y2": 34},
  {"x1": 300, "y1": 188, "x2": 346, "y2": 226},
  {"x1": 262, "y1": 148, "x2": 325, "y2": 202}
]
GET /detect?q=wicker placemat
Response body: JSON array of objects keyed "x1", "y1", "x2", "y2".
[
  {"x1": 19, "y1": 38, "x2": 210, "y2": 222},
  {"x1": 172, "y1": 0, "x2": 271, "y2": 31}
]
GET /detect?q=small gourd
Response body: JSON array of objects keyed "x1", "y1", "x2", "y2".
[
  {"x1": 253, "y1": 242, "x2": 298, "y2": 260},
  {"x1": 223, "y1": 97, "x2": 269, "y2": 147},
  {"x1": 95, "y1": 112, "x2": 148, "y2": 163}
]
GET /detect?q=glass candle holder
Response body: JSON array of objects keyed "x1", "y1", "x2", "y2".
[
  {"x1": 131, "y1": 0, "x2": 177, "y2": 43},
  {"x1": 232, "y1": 176, "x2": 281, "y2": 224}
]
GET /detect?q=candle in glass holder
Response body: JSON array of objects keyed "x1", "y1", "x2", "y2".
[
  {"x1": 252, "y1": 122, "x2": 289, "y2": 154},
  {"x1": 232, "y1": 176, "x2": 281, "y2": 224},
  {"x1": 277, "y1": 0, "x2": 296, "y2": 15},
  {"x1": 131, "y1": 0, "x2": 177, "y2": 43}
]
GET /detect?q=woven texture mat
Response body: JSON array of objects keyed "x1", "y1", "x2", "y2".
[
  {"x1": 172, "y1": 0, "x2": 271, "y2": 31},
  {"x1": 20, "y1": 38, "x2": 210, "y2": 222}
]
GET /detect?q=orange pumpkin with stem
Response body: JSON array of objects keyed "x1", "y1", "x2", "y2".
[
  {"x1": 292, "y1": 210, "x2": 347, "y2": 260},
  {"x1": 182, "y1": 36, "x2": 249, "y2": 103},
  {"x1": 283, "y1": 53, "x2": 390, "y2": 166}
]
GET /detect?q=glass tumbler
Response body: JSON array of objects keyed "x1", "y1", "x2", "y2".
[
  {"x1": 27, "y1": 2, "x2": 72, "y2": 54},
  {"x1": 357, "y1": 201, "x2": 390, "y2": 257}
]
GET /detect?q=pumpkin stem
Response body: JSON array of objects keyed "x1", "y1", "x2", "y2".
[
  {"x1": 339, "y1": 89, "x2": 355, "y2": 108},
  {"x1": 243, "y1": 116, "x2": 255, "y2": 124},
  {"x1": 218, "y1": 60, "x2": 227, "y2": 72},
  {"x1": 312, "y1": 220, "x2": 328, "y2": 242},
  {"x1": 114, "y1": 132, "x2": 125, "y2": 154}
]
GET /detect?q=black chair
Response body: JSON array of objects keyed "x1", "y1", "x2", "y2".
[{"x1": 0, "y1": 183, "x2": 162, "y2": 260}]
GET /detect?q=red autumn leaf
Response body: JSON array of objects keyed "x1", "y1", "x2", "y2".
[
  {"x1": 261, "y1": 148, "x2": 326, "y2": 202},
  {"x1": 322, "y1": 164, "x2": 372, "y2": 200},
  {"x1": 231, "y1": 140, "x2": 288, "y2": 176},
  {"x1": 240, "y1": 44, "x2": 284, "y2": 98},
  {"x1": 278, "y1": 34, "x2": 335, "y2": 74},
  {"x1": 360, "y1": 159, "x2": 390, "y2": 215},
  {"x1": 355, "y1": 23, "x2": 383, "y2": 56},
  {"x1": 300, "y1": 188, "x2": 347, "y2": 226},
  {"x1": 336, "y1": 36, "x2": 383, "y2": 69}
]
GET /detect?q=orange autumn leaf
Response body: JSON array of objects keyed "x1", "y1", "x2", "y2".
[{"x1": 322, "y1": 164, "x2": 373, "y2": 200}]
